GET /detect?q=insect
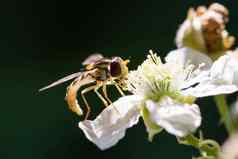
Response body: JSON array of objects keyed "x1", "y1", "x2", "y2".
[{"x1": 39, "y1": 54, "x2": 129, "y2": 119}]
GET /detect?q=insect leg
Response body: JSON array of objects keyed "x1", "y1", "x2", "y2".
[
  {"x1": 102, "y1": 84, "x2": 112, "y2": 105},
  {"x1": 94, "y1": 86, "x2": 109, "y2": 107},
  {"x1": 100, "y1": 85, "x2": 121, "y2": 116},
  {"x1": 114, "y1": 83, "x2": 125, "y2": 96},
  {"x1": 81, "y1": 85, "x2": 97, "y2": 120}
]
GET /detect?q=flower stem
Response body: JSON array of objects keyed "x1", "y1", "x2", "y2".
[
  {"x1": 178, "y1": 134, "x2": 220, "y2": 158},
  {"x1": 214, "y1": 95, "x2": 234, "y2": 136}
]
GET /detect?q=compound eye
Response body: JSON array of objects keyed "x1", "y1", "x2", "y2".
[{"x1": 109, "y1": 61, "x2": 121, "y2": 77}]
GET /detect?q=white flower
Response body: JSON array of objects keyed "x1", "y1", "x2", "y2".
[
  {"x1": 78, "y1": 51, "x2": 204, "y2": 150},
  {"x1": 78, "y1": 48, "x2": 238, "y2": 150},
  {"x1": 127, "y1": 50, "x2": 203, "y2": 139},
  {"x1": 170, "y1": 48, "x2": 238, "y2": 97}
]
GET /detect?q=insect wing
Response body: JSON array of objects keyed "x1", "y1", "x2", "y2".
[
  {"x1": 82, "y1": 53, "x2": 104, "y2": 65},
  {"x1": 39, "y1": 72, "x2": 82, "y2": 91}
]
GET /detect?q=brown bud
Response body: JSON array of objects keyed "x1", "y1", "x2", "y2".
[
  {"x1": 176, "y1": 3, "x2": 233, "y2": 56},
  {"x1": 202, "y1": 17, "x2": 223, "y2": 53}
]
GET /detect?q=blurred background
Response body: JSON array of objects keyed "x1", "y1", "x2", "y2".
[{"x1": 1, "y1": 0, "x2": 238, "y2": 158}]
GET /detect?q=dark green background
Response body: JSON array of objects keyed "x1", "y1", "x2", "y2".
[{"x1": 2, "y1": 0, "x2": 238, "y2": 158}]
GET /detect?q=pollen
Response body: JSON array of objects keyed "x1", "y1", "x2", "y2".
[{"x1": 127, "y1": 51, "x2": 197, "y2": 104}]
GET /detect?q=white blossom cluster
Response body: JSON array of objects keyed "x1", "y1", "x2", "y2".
[{"x1": 74, "y1": 3, "x2": 238, "y2": 158}]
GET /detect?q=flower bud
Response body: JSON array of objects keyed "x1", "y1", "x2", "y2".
[{"x1": 176, "y1": 3, "x2": 235, "y2": 60}]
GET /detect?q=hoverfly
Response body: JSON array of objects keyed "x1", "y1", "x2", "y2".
[{"x1": 39, "y1": 54, "x2": 129, "y2": 119}]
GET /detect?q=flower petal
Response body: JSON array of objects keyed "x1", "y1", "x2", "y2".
[
  {"x1": 182, "y1": 54, "x2": 238, "y2": 97},
  {"x1": 182, "y1": 81, "x2": 238, "y2": 97},
  {"x1": 175, "y1": 19, "x2": 206, "y2": 52},
  {"x1": 78, "y1": 95, "x2": 142, "y2": 150},
  {"x1": 210, "y1": 55, "x2": 238, "y2": 85},
  {"x1": 141, "y1": 106, "x2": 163, "y2": 141},
  {"x1": 165, "y1": 47, "x2": 212, "y2": 70},
  {"x1": 179, "y1": 70, "x2": 210, "y2": 90},
  {"x1": 145, "y1": 98, "x2": 201, "y2": 137}
]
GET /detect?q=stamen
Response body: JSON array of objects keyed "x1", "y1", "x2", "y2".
[
  {"x1": 128, "y1": 52, "x2": 197, "y2": 105},
  {"x1": 185, "y1": 64, "x2": 195, "y2": 80}
]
